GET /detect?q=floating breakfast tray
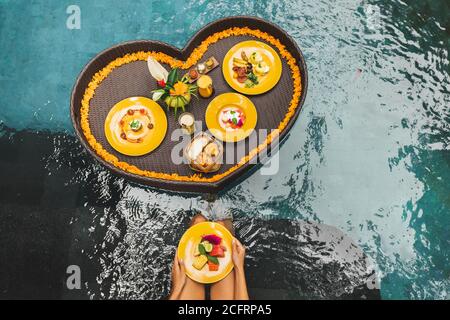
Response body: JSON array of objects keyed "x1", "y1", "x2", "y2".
[{"x1": 70, "y1": 16, "x2": 308, "y2": 193}]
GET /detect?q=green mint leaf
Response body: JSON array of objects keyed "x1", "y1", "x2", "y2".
[
  {"x1": 198, "y1": 244, "x2": 206, "y2": 255},
  {"x1": 206, "y1": 255, "x2": 219, "y2": 264}
]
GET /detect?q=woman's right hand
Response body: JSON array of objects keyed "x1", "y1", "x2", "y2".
[{"x1": 232, "y1": 237, "x2": 246, "y2": 271}]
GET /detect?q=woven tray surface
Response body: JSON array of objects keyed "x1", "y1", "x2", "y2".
[{"x1": 71, "y1": 17, "x2": 308, "y2": 192}]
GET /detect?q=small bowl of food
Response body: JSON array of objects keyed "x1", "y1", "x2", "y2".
[{"x1": 184, "y1": 132, "x2": 223, "y2": 173}]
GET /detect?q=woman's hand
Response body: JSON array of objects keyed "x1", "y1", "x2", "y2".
[
  {"x1": 232, "y1": 238, "x2": 246, "y2": 271},
  {"x1": 232, "y1": 238, "x2": 249, "y2": 299},
  {"x1": 169, "y1": 250, "x2": 186, "y2": 299}
]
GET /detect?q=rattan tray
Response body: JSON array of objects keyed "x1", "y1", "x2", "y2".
[{"x1": 71, "y1": 16, "x2": 308, "y2": 193}]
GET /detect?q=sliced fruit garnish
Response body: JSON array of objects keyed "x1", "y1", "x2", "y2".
[
  {"x1": 201, "y1": 241, "x2": 213, "y2": 253},
  {"x1": 210, "y1": 244, "x2": 225, "y2": 257},
  {"x1": 193, "y1": 244, "x2": 200, "y2": 256},
  {"x1": 202, "y1": 234, "x2": 222, "y2": 245},
  {"x1": 207, "y1": 261, "x2": 219, "y2": 271},
  {"x1": 192, "y1": 255, "x2": 208, "y2": 270}
]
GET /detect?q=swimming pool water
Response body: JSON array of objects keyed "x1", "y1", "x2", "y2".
[{"x1": 0, "y1": 0, "x2": 449, "y2": 299}]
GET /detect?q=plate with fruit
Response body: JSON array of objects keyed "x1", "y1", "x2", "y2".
[
  {"x1": 205, "y1": 92, "x2": 257, "y2": 142},
  {"x1": 177, "y1": 222, "x2": 233, "y2": 284},
  {"x1": 222, "y1": 40, "x2": 282, "y2": 95}
]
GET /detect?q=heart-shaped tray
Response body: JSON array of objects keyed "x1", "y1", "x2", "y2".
[{"x1": 71, "y1": 16, "x2": 308, "y2": 193}]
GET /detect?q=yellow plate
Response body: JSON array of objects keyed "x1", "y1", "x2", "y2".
[
  {"x1": 222, "y1": 40, "x2": 282, "y2": 95},
  {"x1": 104, "y1": 97, "x2": 167, "y2": 156},
  {"x1": 178, "y1": 222, "x2": 234, "y2": 284},
  {"x1": 205, "y1": 92, "x2": 257, "y2": 142}
]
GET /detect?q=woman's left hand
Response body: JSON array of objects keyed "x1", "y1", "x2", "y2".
[{"x1": 169, "y1": 250, "x2": 186, "y2": 299}]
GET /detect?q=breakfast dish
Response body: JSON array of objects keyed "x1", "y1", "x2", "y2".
[
  {"x1": 118, "y1": 108, "x2": 154, "y2": 143},
  {"x1": 219, "y1": 107, "x2": 246, "y2": 131},
  {"x1": 192, "y1": 234, "x2": 226, "y2": 272},
  {"x1": 178, "y1": 222, "x2": 234, "y2": 284},
  {"x1": 232, "y1": 51, "x2": 270, "y2": 87},
  {"x1": 205, "y1": 93, "x2": 257, "y2": 142},
  {"x1": 104, "y1": 97, "x2": 167, "y2": 156},
  {"x1": 222, "y1": 40, "x2": 282, "y2": 95},
  {"x1": 185, "y1": 56, "x2": 220, "y2": 83},
  {"x1": 184, "y1": 132, "x2": 223, "y2": 173}
]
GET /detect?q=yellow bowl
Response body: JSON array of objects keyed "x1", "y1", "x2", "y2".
[
  {"x1": 178, "y1": 222, "x2": 234, "y2": 284},
  {"x1": 104, "y1": 97, "x2": 167, "y2": 156},
  {"x1": 222, "y1": 40, "x2": 282, "y2": 95},
  {"x1": 205, "y1": 92, "x2": 257, "y2": 142}
]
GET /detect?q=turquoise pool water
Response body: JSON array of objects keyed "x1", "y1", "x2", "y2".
[{"x1": 0, "y1": 0, "x2": 449, "y2": 299}]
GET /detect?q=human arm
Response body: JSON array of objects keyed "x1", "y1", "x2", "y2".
[
  {"x1": 232, "y1": 238, "x2": 249, "y2": 300},
  {"x1": 168, "y1": 250, "x2": 187, "y2": 300}
]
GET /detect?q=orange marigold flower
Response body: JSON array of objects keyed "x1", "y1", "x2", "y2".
[{"x1": 170, "y1": 81, "x2": 189, "y2": 96}]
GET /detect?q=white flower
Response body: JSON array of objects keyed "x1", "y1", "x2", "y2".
[
  {"x1": 152, "y1": 90, "x2": 165, "y2": 101},
  {"x1": 147, "y1": 56, "x2": 168, "y2": 82}
]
